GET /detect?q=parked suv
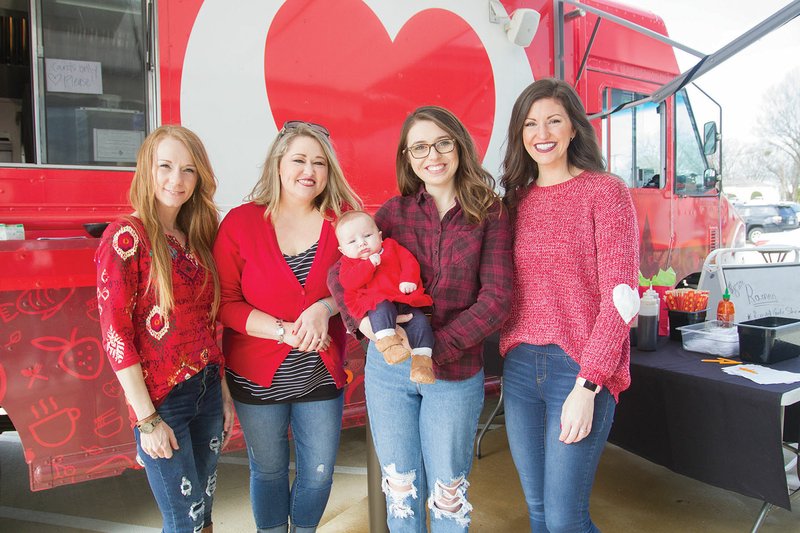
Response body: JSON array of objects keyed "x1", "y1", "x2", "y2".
[{"x1": 735, "y1": 203, "x2": 799, "y2": 242}]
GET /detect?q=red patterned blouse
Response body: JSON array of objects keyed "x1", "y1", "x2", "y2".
[{"x1": 95, "y1": 217, "x2": 223, "y2": 406}]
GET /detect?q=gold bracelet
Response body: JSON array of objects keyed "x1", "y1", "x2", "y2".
[{"x1": 136, "y1": 411, "x2": 159, "y2": 426}]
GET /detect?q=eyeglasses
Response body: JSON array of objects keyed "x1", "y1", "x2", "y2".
[
  {"x1": 280, "y1": 120, "x2": 330, "y2": 138},
  {"x1": 405, "y1": 138, "x2": 456, "y2": 159}
]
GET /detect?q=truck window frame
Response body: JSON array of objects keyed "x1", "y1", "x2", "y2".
[
  {"x1": 601, "y1": 87, "x2": 664, "y2": 190},
  {"x1": 0, "y1": 0, "x2": 154, "y2": 169}
]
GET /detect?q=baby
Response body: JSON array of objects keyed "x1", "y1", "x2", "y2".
[{"x1": 335, "y1": 210, "x2": 436, "y2": 384}]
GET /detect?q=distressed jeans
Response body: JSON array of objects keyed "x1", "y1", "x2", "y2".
[
  {"x1": 135, "y1": 363, "x2": 224, "y2": 533},
  {"x1": 365, "y1": 341, "x2": 484, "y2": 532},
  {"x1": 503, "y1": 344, "x2": 616, "y2": 533},
  {"x1": 234, "y1": 393, "x2": 344, "y2": 533}
]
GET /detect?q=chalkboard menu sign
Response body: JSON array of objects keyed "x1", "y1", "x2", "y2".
[{"x1": 698, "y1": 248, "x2": 800, "y2": 323}]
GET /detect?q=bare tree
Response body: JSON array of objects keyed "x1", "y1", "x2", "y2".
[
  {"x1": 723, "y1": 138, "x2": 775, "y2": 187},
  {"x1": 758, "y1": 68, "x2": 800, "y2": 200}
]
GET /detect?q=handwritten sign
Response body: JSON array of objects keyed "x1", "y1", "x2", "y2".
[
  {"x1": 93, "y1": 128, "x2": 144, "y2": 163},
  {"x1": 45, "y1": 58, "x2": 103, "y2": 95},
  {"x1": 701, "y1": 263, "x2": 800, "y2": 322}
]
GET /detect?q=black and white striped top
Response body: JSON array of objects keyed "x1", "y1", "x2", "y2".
[{"x1": 227, "y1": 242, "x2": 340, "y2": 404}]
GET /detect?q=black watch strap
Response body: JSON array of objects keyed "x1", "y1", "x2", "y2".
[{"x1": 579, "y1": 377, "x2": 600, "y2": 392}]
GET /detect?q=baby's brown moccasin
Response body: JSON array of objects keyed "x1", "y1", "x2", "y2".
[
  {"x1": 375, "y1": 334, "x2": 411, "y2": 364},
  {"x1": 410, "y1": 355, "x2": 435, "y2": 384}
]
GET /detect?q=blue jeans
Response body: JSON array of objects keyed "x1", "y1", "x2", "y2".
[
  {"x1": 365, "y1": 341, "x2": 484, "y2": 532},
  {"x1": 234, "y1": 394, "x2": 344, "y2": 533},
  {"x1": 369, "y1": 301, "x2": 434, "y2": 351},
  {"x1": 135, "y1": 364, "x2": 224, "y2": 533},
  {"x1": 503, "y1": 344, "x2": 616, "y2": 533}
]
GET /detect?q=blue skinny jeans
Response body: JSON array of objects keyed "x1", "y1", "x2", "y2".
[
  {"x1": 233, "y1": 394, "x2": 344, "y2": 533},
  {"x1": 503, "y1": 344, "x2": 616, "y2": 533}
]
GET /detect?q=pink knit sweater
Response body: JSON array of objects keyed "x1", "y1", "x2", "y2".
[{"x1": 500, "y1": 170, "x2": 639, "y2": 401}]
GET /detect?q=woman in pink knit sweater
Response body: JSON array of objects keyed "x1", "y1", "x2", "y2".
[{"x1": 499, "y1": 78, "x2": 639, "y2": 532}]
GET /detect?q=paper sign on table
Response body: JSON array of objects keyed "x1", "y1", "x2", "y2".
[{"x1": 722, "y1": 364, "x2": 800, "y2": 385}]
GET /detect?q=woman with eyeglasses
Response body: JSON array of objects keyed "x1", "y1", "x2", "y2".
[
  {"x1": 213, "y1": 121, "x2": 361, "y2": 533},
  {"x1": 329, "y1": 106, "x2": 513, "y2": 531}
]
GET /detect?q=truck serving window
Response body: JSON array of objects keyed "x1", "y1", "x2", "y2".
[
  {"x1": 0, "y1": 0, "x2": 147, "y2": 166},
  {"x1": 603, "y1": 88, "x2": 661, "y2": 189}
]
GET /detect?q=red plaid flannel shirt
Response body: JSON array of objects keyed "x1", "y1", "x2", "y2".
[{"x1": 328, "y1": 189, "x2": 513, "y2": 380}]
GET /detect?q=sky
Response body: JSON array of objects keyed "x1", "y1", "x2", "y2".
[{"x1": 633, "y1": 0, "x2": 800, "y2": 143}]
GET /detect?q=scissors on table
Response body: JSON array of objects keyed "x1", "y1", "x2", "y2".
[{"x1": 701, "y1": 357, "x2": 741, "y2": 365}]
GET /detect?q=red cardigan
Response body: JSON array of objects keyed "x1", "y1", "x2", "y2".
[
  {"x1": 213, "y1": 203, "x2": 346, "y2": 388},
  {"x1": 339, "y1": 237, "x2": 433, "y2": 319}
]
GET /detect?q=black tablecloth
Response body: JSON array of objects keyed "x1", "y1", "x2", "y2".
[{"x1": 609, "y1": 337, "x2": 800, "y2": 509}]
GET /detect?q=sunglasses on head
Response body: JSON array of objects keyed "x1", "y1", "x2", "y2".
[{"x1": 280, "y1": 120, "x2": 330, "y2": 138}]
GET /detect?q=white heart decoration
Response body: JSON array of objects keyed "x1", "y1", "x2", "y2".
[{"x1": 613, "y1": 284, "x2": 641, "y2": 325}]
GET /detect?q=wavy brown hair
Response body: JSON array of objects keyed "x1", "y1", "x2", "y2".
[
  {"x1": 501, "y1": 78, "x2": 605, "y2": 216},
  {"x1": 248, "y1": 123, "x2": 361, "y2": 219},
  {"x1": 129, "y1": 125, "x2": 220, "y2": 317},
  {"x1": 396, "y1": 106, "x2": 499, "y2": 225}
]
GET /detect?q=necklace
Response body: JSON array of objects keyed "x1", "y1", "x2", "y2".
[{"x1": 165, "y1": 229, "x2": 187, "y2": 249}]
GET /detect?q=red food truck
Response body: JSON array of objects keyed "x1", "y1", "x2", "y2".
[{"x1": 0, "y1": 0, "x2": 751, "y2": 490}]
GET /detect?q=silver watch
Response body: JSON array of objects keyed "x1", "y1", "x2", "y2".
[{"x1": 276, "y1": 318, "x2": 285, "y2": 344}]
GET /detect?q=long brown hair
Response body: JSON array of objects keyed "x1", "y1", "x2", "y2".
[
  {"x1": 129, "y1": 125, "x2": 220, "y2": 317},
  {"x1": 248, "y1": 123, "x2": 361, "y2": 219},
  {"x1": 396, "y1": 106, "x2": 499, "y2": 225},
  {"x1": 501, "y1": 78, "x2": 605, "y2": 216}
]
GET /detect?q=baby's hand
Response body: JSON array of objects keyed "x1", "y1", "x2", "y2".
[
  {"x1": 399, "y1": 282, "x2": 417, "y2": 294},
  {"x1": 369, "y1": 253, "x2": 381, "y2": 266}
]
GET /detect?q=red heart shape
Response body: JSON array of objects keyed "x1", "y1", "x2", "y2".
[{"x1": 264, "y1": 0, "x2": 495, "y2": 208}]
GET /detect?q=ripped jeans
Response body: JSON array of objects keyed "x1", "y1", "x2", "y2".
[
  {"x1": 135, "y1": 364, "x2": 224, "y2": 533},
  {"x1": 365, "y1": 341, "x2": 484, "y2": 532}
]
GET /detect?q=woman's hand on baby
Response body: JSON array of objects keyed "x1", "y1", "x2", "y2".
[
  {"x1": 369, "y1": 253, "x2": 381, "y2": 266},
  {"x1": 398, "y1": 282, "x2": 417, "y2": 294},
  {"x1": 358, "y1": 314, "x2": 413, "y2": 343}
]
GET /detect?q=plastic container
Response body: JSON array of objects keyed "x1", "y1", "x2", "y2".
[
  {"x1": 677, "y1": 320, "x2": 739, "y2": 357},
  {"x1": 668, "y1": 310, "x2": 707, "y2": 341},
  {"x1": 638, "y1": 287, "x2": 660, "y2": 351},
  {"x1": 737, "y1": 316, "x2": 800, "y2": 364}
]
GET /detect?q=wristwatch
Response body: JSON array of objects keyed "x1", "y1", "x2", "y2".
[
  {"x1": 275, "y1": 318, "x2": 285, "y2": 344},
  {"x1": 137, "y1": 414, "x2": 163, "y2": 434},
  {"x1": 577, "y1": 377, "x2": 601, "y2": 394}
]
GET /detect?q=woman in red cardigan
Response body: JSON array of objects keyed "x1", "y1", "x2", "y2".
[{"x1": 213, "y1": 121, "x2": 360, "y2": 533}]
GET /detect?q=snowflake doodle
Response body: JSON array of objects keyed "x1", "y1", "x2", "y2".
[{"x1": 105, "y1": 326, "x2": 125, "y2": 364}]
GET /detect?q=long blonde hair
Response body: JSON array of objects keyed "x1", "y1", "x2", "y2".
[
  {"x1": 128, "y1": 125, "x2": 220, "y2": 317},
  {"x1": 248, "y1": 123, "x2": 361, "y2": 219}
]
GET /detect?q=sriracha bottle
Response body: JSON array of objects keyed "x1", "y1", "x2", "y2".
[{"x1": 716, "y1": 288, "x2": 735, "y2": 327}]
